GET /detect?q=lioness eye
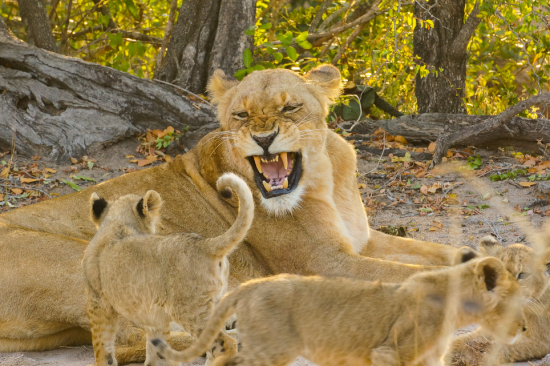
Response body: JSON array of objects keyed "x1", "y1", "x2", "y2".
[
  {"x1": 234, "y1": 111, "x2": 249, "y2": 119},
  {"x1": 282, "y1": 105, "x2": 300, "y2": 112},
  {"x1": 518, "y1": 272, "x2": 530, "y2": 280}
]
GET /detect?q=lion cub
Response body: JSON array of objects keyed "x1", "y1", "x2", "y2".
[
  {"x1": 152, "y1": 255, "x2": 525, "y2": 366},
  {"x1": 82, "y1": 173, "x2": 253, "y2": 366}
]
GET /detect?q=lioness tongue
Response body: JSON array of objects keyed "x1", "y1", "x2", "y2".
[{"x1": 261, "y1": 159, "x2": 287, "y2": 186}]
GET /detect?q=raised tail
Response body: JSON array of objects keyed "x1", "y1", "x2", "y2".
[
  {"x1": 151, "y1": 286, "x2": 243, "y2": 363},
  {"x1": 207, "y1": 173, "x2": 254, "y2": 256}
]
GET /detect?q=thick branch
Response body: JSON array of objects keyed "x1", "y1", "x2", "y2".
[
  {"x1": 68, "y1": 26, "x2": 162, "y2": 46},
  {"x1": 155, "y1": 0, "x2": 179, "y2": 73},
  {"x1": 332, "y1": 23, "x2": 367, "y2": 65},
  {"x1": 17, "y1": 0, "x2": 58, "y2": 52},
  {"x1": 430, "y1": 93, "x2": 550, "y2": 167},
  {"x1": 0, "y1": 18, "x2": 217, "y2": 162},
  {"x1": 309, "y1": 0, "x2": 332, "y2": 32},
  {"x1": 450, "y1": 1, "x2": 482, "y2": 58}
]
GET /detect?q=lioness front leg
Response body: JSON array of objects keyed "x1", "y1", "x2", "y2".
[
  {"x1": 363, "y1": 229, "x2": 458, "y2": 266},
  {"x1": 87, "y1": 294, "x2": 119, "y2": 366}
]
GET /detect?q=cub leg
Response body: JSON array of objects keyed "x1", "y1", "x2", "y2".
[
  {"x1": 87, "y1": 293, "x2": 119, "y2": 366},
  {"x1": 144, "y1": 327, "x2": 171, "y2": 366}
]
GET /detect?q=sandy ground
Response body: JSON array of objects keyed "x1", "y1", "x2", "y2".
[{"x1": 2, "y1": 137, "x2": 550, "y2": 365}]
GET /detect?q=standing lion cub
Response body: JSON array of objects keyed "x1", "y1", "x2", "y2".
[
  {"x1": 152, "y1": 255, "x2": 525, "y2": 366},
  {"x1": 82, "y1": 173, "x2": 253, "y2": 366}
]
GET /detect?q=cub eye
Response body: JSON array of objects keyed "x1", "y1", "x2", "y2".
[
  {"x1": 518, "y1": 272, "x2": 530, "y2": 280},
  {"x1": 282, "y1": 105, "x2": 300, "y2": 112},
  {"x1": 234, "y1": 111, "x2": 249, "y2": 119}
]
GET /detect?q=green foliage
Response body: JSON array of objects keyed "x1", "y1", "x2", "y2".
[
  {"x1": 467, "y1": 154, "x2": 483, "y2": 170},
  {"x1": 155, "y1": 127, "x2": 187, "y2": 149},
  {"x1": 62, "y1": 179, "x2": 81, "y2": 191},
  {"x1": 489, "y1": 169, "x2": 527, "y2": 181}
]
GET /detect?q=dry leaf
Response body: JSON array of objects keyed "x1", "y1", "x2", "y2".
[
  {"x1": 125, "y1": 155, "x2": 135, "y2": 158},
  {"x1": 165, "y1": 155, "x2": 173, "y2": 163},
  {"x1": 0, "y1": 167, "x2": 9, "y2": 178},
  {"x1": 146, "y1": 155, "x2": 158, "y2": 162},
  {"x1": 0, "y1": 193, "x2": 3, "y2": 201},
  {"x1": 432, "y1": 220, "x2": 444, "y2": 228},
  {"x1": 527, "y1": 168, "x2": 537, "y2": 173},
  {"x1": 427, "y1": 182, "x2": 442, "y2": 194},
  {"x1": 463, "y1": 148, "x2": 474, "y2": 155},
  {"x1": 415, "y1": 147, "x2": 424, "y2": 153},
  {"x1": 137, "y1": 160, "x2": 152, "y2": 167},
  {"x1": 44, "y1": 168, "x2": 57, "y2": 174},
  {"x1": 358, "y1": 183, "x2": 367, "y2": 189},
  {"x1": 11, "y1": 188, "x2": 23, "y2": 194},
  {"x1": 428, "y1": 142, "x2": 436, "y2": 153},
  {"x1": 32, "y1": 155, "x2": 41, "y2": 161},
  {"x1": 446, "y1": 150, "x2": 454, "y2": 157},
  {"x1": 429, "y1": 226, "x2": 441, "y2": 231},
  {"x1": 129, "y1": 159, "x2": 138, "y2": 163},
  {"x1": 20, "y1": 177, "x2": 39, "y2": 183},
  {"x1": 394, "y1": 135, "x2": 408, "y2": 144},
  {"x1": 519, "y1": 182, "x2": 537, "y2": 187},
  {"x1": 420, "y1": 184, "x2": 428, "y2": 195},
  {"x1": 524, "y1": 160, "x2": 536, "y2": 167}
]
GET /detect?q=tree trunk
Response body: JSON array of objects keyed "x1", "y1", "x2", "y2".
[
  {"x1": 155, "y1": 0, "x2": 255, "y2": 94},
  {"x1": 0, "y1": 19, "x2": 217, "y2": 163},
  {"x1": 17, "y1": 0, "x2": 58, "y2": 52},
  {"x1": 345, "y1": 114, "x2": 550, "y2": 147},
  {"x1": 413, "y1": 1, "x2": 481, "y2": 113}
]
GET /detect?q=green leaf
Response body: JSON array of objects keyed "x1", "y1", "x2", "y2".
[
  {"x1": 295, "y1": 31, "x2": 308, "y2": 42},
  {"x1": 87, "y1": 161, "x2": 94, "y2": 170},
  {"x1": 62, "y1": 179, "x2": 81, "y2": 191},
  {"x1": 123, "y1": 0, "x2": 139, "y2": 19},
  {"x1": 276, "y1": 31, "x2": 293, "y2": 47},
  {"x1": 298, "y1": 40, "x2": 312, "y2": 49},
  {"x1": 263, "y1": 42, "x2": 275, "y2": 48},
  {"x1": 243, "y1": 48, "x2": 252, "y2": 69},
  {"x1": 234, "y1": 69, "x2": 248, "y2": 81},
  {"x1": 273, "y1": 52, "x2": 283, "y2": 63},
  {"x1": 252, "y1": 64, "x2": 265, "y2": 71},
  {"x1": 287, "y1": 46, "x2": 298, "y2": 61},
  {"x1": 72, "y1": 175, "x2": 97, "y2": 182},
  {"x1": 259, "y1": 23, "x2": 272, "y2": 30}
]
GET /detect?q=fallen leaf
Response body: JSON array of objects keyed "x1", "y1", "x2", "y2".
[
  {"x1": 44, "y1": 168, "x2": 57, "y2": 174},
  {"x1": 524, "y1": 160, "x2": 536, "y2": 167},
  {"x1": 358, "y1": 183, "x2": 367, "y2": 189},
  {"x1": 164, "y1": 155, "x2": 173, "y2": 163},
  {"x1": 0, "y1": 167, "x2": 9, "y2": 178},
  {"x1": 446, "y1": 150, "x2": 454, "y2": 158},
  {"x1": 0, "y1": 194, "x2": 3, "y2": 201},
  {"x1": 420, "y1": 184, "x2": 428, "y2": 195},
  {"x1": 20, "y1": 177, "x2": 39, "y2": 183},
  {"x1": 394, "y1": 135, "x2": 408, "y2": 144},
  {"x1": 429, "y1": 226, "x2": 441, "y2": 231},
  {"x1": 146, "y1": 154, "x2": 158, "y2": 162},
  {"x1": 428, "y1": 142, "x2": 436, "y2": 153},
  {"x1": 463, "y1": 148, "x2": 474, "y2": 155},
  {"x1": 129, "y1": 159, "x2": 138, "y2": 163},
  {"x1": 527, "y1": 168, "x2": 537, "y2": 173},
  {"x1": 137, "y1": 160, "x2": 152, "y2": 167},
  {"x1": 432, "y1": 220, "x2": 444, "y2": 228},
  {"x1": 31, "y1": 155, "x2": 41, "y2": 161},
  {"x1": 519, "y1": 182, "x2": 537, "y2": 187},
  {"x1": 70, "y1": 157, "x2": 78, "y2": 164},
  {"x1": 62, "y1": 179, "x2": 81, "y2": 191},
  {"x1": 125, "y1": 155, "x2": 135, "y2": 158},
  {"x1": 11, "y1": 188, "x2": 23, "y2": 194},
  {"x1": 415, "y1": 147, "x2": 424, "y2": 153}
]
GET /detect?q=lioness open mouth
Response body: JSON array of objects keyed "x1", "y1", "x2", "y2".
[{"x1": 247, "y1": 151, "x2": 302, "y2": 198}]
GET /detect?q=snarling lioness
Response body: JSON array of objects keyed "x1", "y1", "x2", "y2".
[{"x1": 0, "y1": 65, "x2": 458, "y2": 363}]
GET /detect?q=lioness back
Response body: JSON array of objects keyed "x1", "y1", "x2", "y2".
[{"x1": 153, "y1": 256, "x2": 524, "y2": 366}]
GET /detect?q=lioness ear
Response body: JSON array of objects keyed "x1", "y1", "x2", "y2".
[
  {"x1": 453, "y1": 246, "x2": 480, "y2": 265},
  {"x1": 137, "y1": 190, "x2": 163, "y2": 219},
  {"x1": 474, "y1": 257, "x2": 506, "y2": 292},
  {"x1": 478, "y1": 236, "x2": 502, "y2": 257},
  {"x1": 90, "y1": 192, "x2": 108, "y2": 225},
  {"x1": 208, "y1": 69, "x2": 239, "y2": 105},
  {"x1": 304, "y1": 64, "x2": 342, "y2": 101}
]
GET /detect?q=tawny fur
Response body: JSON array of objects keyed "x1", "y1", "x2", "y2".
[
  {"x1": 0, "y1": 65, "x2": 457, "y2": 362},
  {"x1": 153, "y1": 256, "x2": 525, "y2": 366},
  {"x1": 447, "y1": 236, "x2": 550, "y2": 365},
  {"x1": 82, "y1": 173, "x2": 251, "y2": 366}
]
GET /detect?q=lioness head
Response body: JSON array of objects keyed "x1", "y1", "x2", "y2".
[
  {"x1": 90, "y1": 191, "x2": 163, "y2": 234},
  {"x1": 208, "y1": 65, "x2": 342, "y2": 215}
]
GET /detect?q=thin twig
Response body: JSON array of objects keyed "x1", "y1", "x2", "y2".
[
  {"x1": 1, "y1": 184, "x2": 51, "y2": 198},
  {"x1": 361, "y1": 131, "x2": 387, "y2": 177},
  {"x1": 152, "y1": 79, "x2": 208, "y2": 104}
]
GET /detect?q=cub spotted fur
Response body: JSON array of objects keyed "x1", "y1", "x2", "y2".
[
  {"x1": 82, "y1": 173, "x2": 253, "y2": 366},
  {"x1": 152, "y1": 256, "x2": 525, "y2": 366}
]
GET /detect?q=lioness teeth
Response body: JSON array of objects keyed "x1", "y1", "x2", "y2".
[
  {"x1": 283, "y1": 177, "x2": 288, "y2": 189},
  {"x1": 254, "y1": 156, "x2": 262, "y2": 174},
  {"x1": 281, "y1": 152, "x2": 288, "y2": 170},
  {"x1": 262, "y1": 181, "x2": 272, "y2": 192}
]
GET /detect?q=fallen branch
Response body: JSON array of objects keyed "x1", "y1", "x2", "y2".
[{"x1": 430, "y1": 92, "x2": 550, "y2": 167}]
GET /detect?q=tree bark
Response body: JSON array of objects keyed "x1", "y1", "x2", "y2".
[
  {"x1": 0, "y1": 19, "x2": 217, "y2": 162},
  {"x1": 17, "y1": 0, "x2": 58, "y2": 52},
  {"x1": 413, "y1": 0, "x2": 481, "y2": 113},
  {"x1": 155, "y1": 0, "x2": 255, "y2": 94},
  {"x1": 345, "y1": 113, "x2": 550, "y2": 146}
]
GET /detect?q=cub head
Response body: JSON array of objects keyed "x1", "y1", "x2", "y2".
[
  {"x1": 90, "y1": 191, "x2": 163, "y2": 234},
  {"x1": 477, "y1": 236, "x2": 550, "y2": 302},
  {"x1": 457, "y1": 257, "x2": 525, "y2": 344},
  {"x1": 207, "y1": 65, "x2": 342, "y2": 215}
]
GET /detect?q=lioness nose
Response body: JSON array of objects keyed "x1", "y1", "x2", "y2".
[
  {"x1": 523, "y1": 326, "x2": 527, "y2": 332},
  {"x1": 252, "y1": 130, "x2": 278, "y2": 154}
]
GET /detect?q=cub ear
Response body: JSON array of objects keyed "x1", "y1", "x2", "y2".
[
  {"x1": 304, "y1": 64, "x2": 342, "y2": 100},
  {"x1": 90, "y1": 192, "x2": 108, "y2": 225},
  {"x1": 137, "y1": 190, "x2": 163, "y2": 219},
  {"x1": 478, "y1": 235, "x2": 502, "y2": 257},
  {"x1": 452, "y1": 246, "x2": 480, "y2": 266},
  {"x1": 207, "y1": 69, "x2": 239, "y2": 105},
  {"x1": 474, "y1": 257, "x2": 506, "y2": 292}
]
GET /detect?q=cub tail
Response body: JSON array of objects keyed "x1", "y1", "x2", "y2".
[
  {"x1": 150, "y1": 286, "x2": 243, "y2": 363},
  {"x1": 208, "y1": 173, "x2": 254, "y2": 256}
]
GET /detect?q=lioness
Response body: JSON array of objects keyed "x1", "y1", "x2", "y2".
[
  {"x1": 152, "y1": 256, "x2": 525, "y2": 366},
  {"x1": 83, "y1": 173, "x2": 250, "y2": 366},
  {"x1": 0, "y1": 65, "x2": 457, "y2": 362},
  {"x1": 447, "y1": 236, "x2": 550, "y2": 365}
]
